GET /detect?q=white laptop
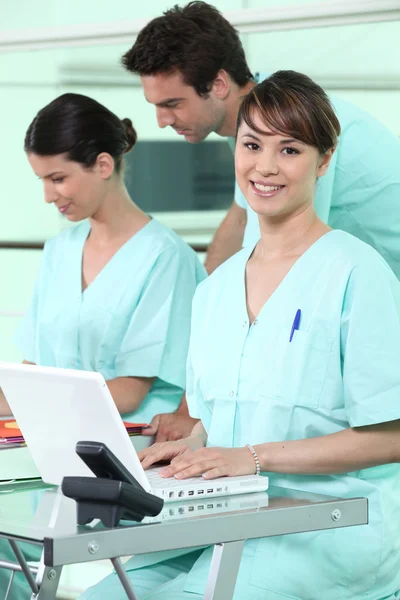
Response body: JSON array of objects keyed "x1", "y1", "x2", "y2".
[{"x1": 0, "y1": 363, "x2": 268, "y2": 502}]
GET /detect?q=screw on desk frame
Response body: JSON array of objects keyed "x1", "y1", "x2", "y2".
[
  {"x1": 331, "y1": 509, "x2": 342, "y2": 522},
  {"x1": 47, "y1": 569, "x2": 57, "y2": 580},
  {"x1": 88, "y1": 541, "x2": 99, "y2": 555}
]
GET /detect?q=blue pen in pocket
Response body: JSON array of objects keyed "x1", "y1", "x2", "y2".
[{"x1": 289, "y1": 309, "x2": 301, "y2": 342}]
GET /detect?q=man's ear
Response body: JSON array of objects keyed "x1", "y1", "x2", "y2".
[
  {"x1": 317, "y1": 147, "x2": 335, "y2": 178},
  {"x1": 210, "y1": 69, "x2": 231, "y2": 100}
]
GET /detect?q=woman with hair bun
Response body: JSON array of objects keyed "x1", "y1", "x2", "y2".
[{"x1": 0, "y1": 93, "x2": 206, "y2": 426}]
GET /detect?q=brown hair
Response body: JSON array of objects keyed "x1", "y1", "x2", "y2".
[
  {"x1": 121, "y1": 1, "x2": 253, "y2": 97},
  {"x1": 237, "y1": 71, "x2": 341, "y2": 154}
]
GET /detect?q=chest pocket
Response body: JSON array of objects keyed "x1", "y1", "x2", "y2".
[{"x1": 264, "y1": 328, "x2": 333, "y2": 408}]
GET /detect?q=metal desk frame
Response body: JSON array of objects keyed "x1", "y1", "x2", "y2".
[{"x1": 0, "y1": 493, "x2": 368, "y2": 600}]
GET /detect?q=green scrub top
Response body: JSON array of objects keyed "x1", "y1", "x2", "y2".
[
  {"x1": 184, "y1": 230, "x2": 400, "y2": 599},
  {"x1": 15, "y1": 218, "x2": 206, "y2": 423},
  {"x1": 232, "y1": 72, "x2": 400, "y2": 279}
]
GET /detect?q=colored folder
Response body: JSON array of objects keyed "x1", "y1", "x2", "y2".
[{"x1": 0, "y1": 420, "x2": 147, "y2": 445}]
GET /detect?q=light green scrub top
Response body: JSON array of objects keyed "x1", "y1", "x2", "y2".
[
  {"x1": 15, "y1": 218, "x2": 206, "y2": 424},
  {"x1": 232, "y1": 72, "x2": 400, "y2": 279},
  {"x1": 185, "y1": 230, "x2": 400, "y2": 599}
]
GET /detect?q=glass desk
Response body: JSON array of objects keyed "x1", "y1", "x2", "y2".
[{"x1": 0, "y1": 480, "x2": 368, "y2": 600}]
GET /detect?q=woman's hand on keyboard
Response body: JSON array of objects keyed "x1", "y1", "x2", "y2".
[
  {"x1": 138, "y1": 428, "x2": 206, "y2": 471},
  {"x1": 159, "y1": 447, "x2": 257, "y2": 480}
]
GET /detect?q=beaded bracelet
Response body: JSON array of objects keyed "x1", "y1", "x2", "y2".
[{"x1": 245, "y1": 444, "x2": 261, "y2": 475}]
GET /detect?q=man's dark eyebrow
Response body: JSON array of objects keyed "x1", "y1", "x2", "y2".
[
  {"x1": 41, "y1": 171, "x2": 65, "y2": 179},
  {"x1": 145, "y1": 96, "x2": 185, "y2": 107}
]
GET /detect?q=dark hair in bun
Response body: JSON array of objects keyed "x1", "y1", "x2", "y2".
[
  {"x1": 25, "y1": 92, "x2": 138, "y2": 174},
  {"x1": 121, "y1": 117, "x2": 137, "y2": 153}
]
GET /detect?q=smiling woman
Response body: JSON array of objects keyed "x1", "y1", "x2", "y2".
[
  {"x1": 234, "y1": 70, "x2": 340, "y2": 225},
  {"x1": 83, "y1": 71, "x2": 400, "y2": 600}
]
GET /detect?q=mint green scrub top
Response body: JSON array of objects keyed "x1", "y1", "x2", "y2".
[
  {"x1": 15, "y1": 219, "x2": 206, "y2": 423},
  {"x1": 184, "y1": 231, "x2": 400, "y2": 599},
  {"x1": 233, "y1": 72, "x2": 400, "y2": 279}
]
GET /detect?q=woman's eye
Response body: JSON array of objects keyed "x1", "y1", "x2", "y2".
[
  {"x1": 282, "y1": 147, "x2": 299, "y2": 155},
  {"x1": 52, "y1": 177, "x2": 65, "y2": 183},
  {"x1": 244, "y1": 142, "x2": 260, "y2": 151}
]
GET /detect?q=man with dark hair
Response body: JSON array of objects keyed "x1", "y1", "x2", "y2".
[
  {"x1": 122, "y1": 1, "x2": 255, "y2": 274},
  {"x1": 123, "y1": 1, "x2": 400, "y2": 441},
  {"x1": 122, "y1": 2, "x2": 253, "y2": 99}
]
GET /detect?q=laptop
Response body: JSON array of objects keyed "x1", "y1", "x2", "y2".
[{"x1": 0, "y1": 363, "x2": 268, "y2": 502}]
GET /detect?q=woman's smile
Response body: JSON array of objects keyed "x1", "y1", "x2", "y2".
[{"x1": 250, "y1": 180, "x2": 286, "y2": 198}]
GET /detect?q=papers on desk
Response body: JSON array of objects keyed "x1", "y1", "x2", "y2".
[
  {"x1": 0, "y1": 419, "x2": 147, "y2": 445},
  {"x1": 123, "y1": 422, "x2": 148, "y2": 436},
  {"x1": 0, "y1": 420, "x2": 25, "y2": 446}
]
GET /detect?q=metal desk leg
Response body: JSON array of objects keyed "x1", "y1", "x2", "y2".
[
  {"x1": 33, "y1": 559, "x2": 63, "y2": 600},
  {"x1": 204, "y1": 540, "x2": 245, "y2": 600},
  {"x1": 5, "y1": 570, "x2": 15, "y2": 600},
  {"x1": 9, "y1": 539, "x2": 39, "y2": 596},
  {"x1": 111, "y1": 557, "x2": 139, "y2": 600}
]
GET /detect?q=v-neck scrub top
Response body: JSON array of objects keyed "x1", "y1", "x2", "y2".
[
  {"x1": 184, "y1": 230, "x2": 400, "y2": 599},
  {"x1": 15, "y1": 219, "x2": 206, "y2": 423}
]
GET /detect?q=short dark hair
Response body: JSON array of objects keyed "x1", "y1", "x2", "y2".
[
  {"x1": 24, "y1": 93, "x2": 137, "y2": 173},
  {"x1": 237, "y1": 71, "x2": 341, "y2": 154},
  {"x1": 122, "y1": 1, "x2": 253, "y2": 97}
]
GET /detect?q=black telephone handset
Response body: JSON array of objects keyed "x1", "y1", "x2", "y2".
[
  {"x1": 75, "y1": 441, "x2": 143, "y2": 487},
  {"x1": 61, "y1": 441, "x2": 164, "y2": 527}
]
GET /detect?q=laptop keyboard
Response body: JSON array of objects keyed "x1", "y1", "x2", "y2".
[{"x1": 146, "y1": 467, "x2": 204, "y2": 488}]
